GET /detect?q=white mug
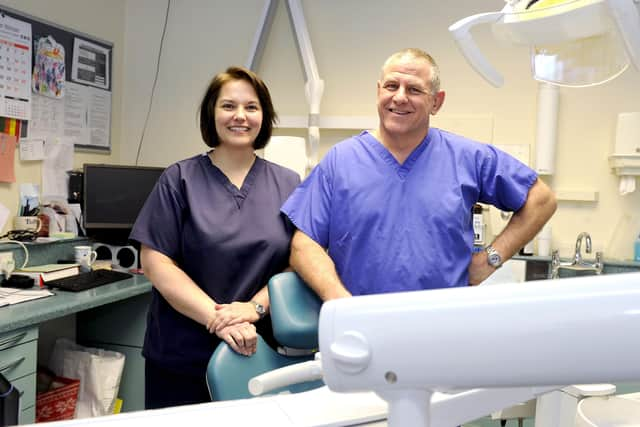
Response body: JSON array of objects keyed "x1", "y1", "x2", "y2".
[
  {"x1": 74, "y1": 246, "x2": 98, "y2": 271},
  {"x1": 13, "y1": 216, "x2": 42, "y2": 233}
]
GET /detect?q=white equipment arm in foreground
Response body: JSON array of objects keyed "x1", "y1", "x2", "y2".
[{"x1": 319, "y1": 273, "x2": 640, "y2": 426}]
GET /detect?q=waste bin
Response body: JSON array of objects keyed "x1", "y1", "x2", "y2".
[{"x1": 0, "y1": 373, "x2": 19, "y2": 427}]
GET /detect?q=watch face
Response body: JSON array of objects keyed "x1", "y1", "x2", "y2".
[
  {"x1": 254, "y1": 303, "x2": 265, "y2": 315},
  {"x1": 486, "y1": 246, "x2": 502, "y2": 267}
]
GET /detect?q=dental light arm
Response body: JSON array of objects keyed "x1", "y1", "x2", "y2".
[
  {"x1": 315, "y1": 273, "x2": 640, "y2": 426},
  {"x1": 286, "y1": 0, "x2": 324, "y2": 173},
  {"x1": 246, "y1": 0, "x2": 324, "y2": 175},
  {"x1": 249, "y1": 357, "x2": 557, "y2": 426},
  {"x1": 448, "y1": 12, "x2": 506, "y2": 87},
  {"x1": 608, "y1": 0, "x2": 640, "y2": 70},
  {"x1": 248, "y1": 355, "x2": 323, "y2": 397}
]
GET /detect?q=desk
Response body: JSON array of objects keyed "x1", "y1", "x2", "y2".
[
  {"x1": 0, "y1": 275, "x2": 151, "y2": 335},
  {"x1": 0, "y1": 273, "x2": 151, "y2": 423}
]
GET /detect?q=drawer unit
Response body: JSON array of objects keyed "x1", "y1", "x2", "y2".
[
  {"x1": 19, "y1": 405, "x2": 35, "y2": 425},
  {"x1": 0, "y1": 327, "x2": 38, "y2": 425},
  {"x1": 13, "y1": 373, "x2": 36, "y2": 410},
  {"x1": 0, "y1": 328, "x2": 38, "y2": 353},
  {"x1": 0, "y1": 340, "x2": 37, "y2": 381}
]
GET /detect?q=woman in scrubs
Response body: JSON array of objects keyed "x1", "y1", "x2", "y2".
[{"x1": 130, "y1": 66, "x2": 301, "y2": 409}]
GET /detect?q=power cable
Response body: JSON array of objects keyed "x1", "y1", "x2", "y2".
[{"x1": 135, "y1": 0, "x2": 171, "y2": 166}]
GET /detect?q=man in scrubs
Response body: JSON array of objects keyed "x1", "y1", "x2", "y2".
[{"x1": 281, "y1": 48, "x2": 557, "y2": 300}]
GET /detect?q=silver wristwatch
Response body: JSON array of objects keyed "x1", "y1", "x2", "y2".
[
  {"x1": 485, "y1": 245, "x2": 503, "y2": 269},
  {"x1": 250, "y1": 300, "x2": 266, "y2": 319}
]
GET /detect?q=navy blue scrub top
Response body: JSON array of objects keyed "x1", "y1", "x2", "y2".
[{"x1": 130, "y1": 153, "x2": 301, "y2": 374}]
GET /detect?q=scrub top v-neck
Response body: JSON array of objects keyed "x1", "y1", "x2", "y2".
[{"x1": 208, "y1": 155, "x2": 259, "y2": 209}]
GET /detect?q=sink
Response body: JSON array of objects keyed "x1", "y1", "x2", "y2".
[{"x1": 576, "y1": 395, "x2": 640, "y2": 426}]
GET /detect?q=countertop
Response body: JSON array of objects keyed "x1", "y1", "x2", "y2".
[
  {"x1": 513, "y1": 254, "x2": 640, "y2": 269},
  {"x1": 0, "y1": 273, "x2": 152, "y2": 334}
]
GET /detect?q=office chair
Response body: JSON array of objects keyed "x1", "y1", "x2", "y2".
[{"x1": 206, "y1": 271, "x2": 324, "y2": 401}]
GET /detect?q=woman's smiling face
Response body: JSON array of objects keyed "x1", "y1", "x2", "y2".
[{"x1": 214, "y1": 79, "x2": 263, "y2": 149}]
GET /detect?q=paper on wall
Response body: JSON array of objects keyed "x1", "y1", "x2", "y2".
[
  {"x1": 0, "y1": 202, "x2": 9, "y2": 231},
  {"x1": 19, "y1": 138, "x2": 45, "y2": 161},
  {"x1": 29, "y1": 82, "x2": 109, "y2": 150},
  {"x1": 42, "y1": 137, "x2": 74, "y2": 199},
  {"x1": 0, "y1": 14, "x2": 32, "y2": 120},
  {"x1": 71, "y1": 37, "x2": 110, "y2": 90},
  {"x1": 29, "y1": 93, "x2": 65, "y2": 138},
  {"x1": 0, "y1": 133, "x2": 17, "y2": 183}
]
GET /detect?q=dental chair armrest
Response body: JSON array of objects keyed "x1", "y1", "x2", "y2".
[{"x1": 268, "y1": 272, "x2": 322, "y2": 349}]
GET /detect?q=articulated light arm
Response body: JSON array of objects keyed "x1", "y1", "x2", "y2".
[
  {"x1": 285, "y1": 0, "x2": 324, "y2": 173},
  {"x1": 318, "y1": 273, "x2": 640, "y2": 426},
  {"x1": 246, "y1": 0, "x2": 324, "y2": 175},
  {"x1": 607, "y1": 0, "x2": 640, "y2": 71},
  {"x1": 448, "y1": 12, "x2": 506, "y2": 87},
  {"x1": 245, "y1": 0, "x2": 278, "y2": 71}
]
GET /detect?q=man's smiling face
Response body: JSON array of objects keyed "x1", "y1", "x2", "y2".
[{"x1": 376, "y1": 55, "x2": 439, "y2": 141}]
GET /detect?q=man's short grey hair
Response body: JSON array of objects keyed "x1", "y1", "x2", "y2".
[{"x1": 381, "y1": 48, "x2": 441, "y2": 95}]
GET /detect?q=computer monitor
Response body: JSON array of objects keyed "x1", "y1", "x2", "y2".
[{"x1": 82, "y1": 163, "x2": 164, "y2": 244}]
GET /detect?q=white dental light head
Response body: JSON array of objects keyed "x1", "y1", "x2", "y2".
[{"x1": 449, "y1": 0, "x2": 640, "y2": 87}]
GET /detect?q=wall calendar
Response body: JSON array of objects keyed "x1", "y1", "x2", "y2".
[{"x1": 0, "y1": 13, "x2": 31, "y2": 120}]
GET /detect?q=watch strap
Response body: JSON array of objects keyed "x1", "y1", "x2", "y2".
[{"x1": 250, "y1": 300, "x2": 266, "y2": 319}]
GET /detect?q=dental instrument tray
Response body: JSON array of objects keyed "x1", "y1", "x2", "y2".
[{"x1": 46, "y1": 269, "x2": 133, "y2": 292}]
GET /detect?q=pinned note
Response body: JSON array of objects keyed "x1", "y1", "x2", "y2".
[
  {"x1": 0, "y1": 133, "x2": 17, "y2": 183},
  {"x1": 19, "y1": 138, "x2": 45, "y2": 161}
]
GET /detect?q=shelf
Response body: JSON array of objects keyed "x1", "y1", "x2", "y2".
[
  {"x1": 274, "y1": 114, "x2": 495, "y2": 144},
  {"x1": 609, "y1": 154, "x2": 640, "y2": 176},
  {"x1": 276, "y1": 115, "x2": 377, "y2": 130},
  {"x1": 555, "y1": 189, "x2": 599, "y2": 202}
]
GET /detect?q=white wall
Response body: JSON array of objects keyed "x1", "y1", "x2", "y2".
[
  {"x1": 121, "y1": 0, "x2": 640, "y2": 261},
  {"x1": 0, "y1": 0, "x2": 125, "y2": 234},
  {"x1": 1, "y1": 1, "x2": 639, "y2": 261}
]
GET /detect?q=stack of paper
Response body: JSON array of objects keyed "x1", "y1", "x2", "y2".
[{"x1": 0, "y1": 287, "x2": 53, "y2": 307}]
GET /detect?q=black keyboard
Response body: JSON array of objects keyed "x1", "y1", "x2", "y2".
[{"x1": 47, "y1": 269, "x2": 133, "y2": 292}]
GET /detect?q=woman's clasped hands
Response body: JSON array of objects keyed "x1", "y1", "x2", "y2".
[{"x1": 208, "y1": 301, "x2": 261, "y2": 356}]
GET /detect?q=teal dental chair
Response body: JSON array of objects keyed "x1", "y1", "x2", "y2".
[{"x1": 206, "y1": 271, "x2": 324, "y2": 401}]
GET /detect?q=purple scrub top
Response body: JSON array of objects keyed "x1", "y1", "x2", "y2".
[
  {"x1": 130, "y1": 153, "x2": 300, "y2": 374},
  {"x1": 282, "y1": 129, "x2": 537, "y2": 295}
]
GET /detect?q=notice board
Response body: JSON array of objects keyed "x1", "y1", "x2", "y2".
[{"x1": 0, "y1": 5, "x2": 113, "y2": 152}]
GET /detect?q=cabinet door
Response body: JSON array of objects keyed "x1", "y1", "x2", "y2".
[{"x1": 77, "y1": 293, "x2": 150, "y2": 347}]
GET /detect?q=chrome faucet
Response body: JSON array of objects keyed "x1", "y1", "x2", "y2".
[
  {"x1": 573, "y1": 232, "x2": 592, "y2": 264},
  {"x1": 550, "y1": 232, "x2": 603, "y2": 279}
]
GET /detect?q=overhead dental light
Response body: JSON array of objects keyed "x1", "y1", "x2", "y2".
[{"x1": 449, "y1": 0, "x2": 640, "y2": 87}]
